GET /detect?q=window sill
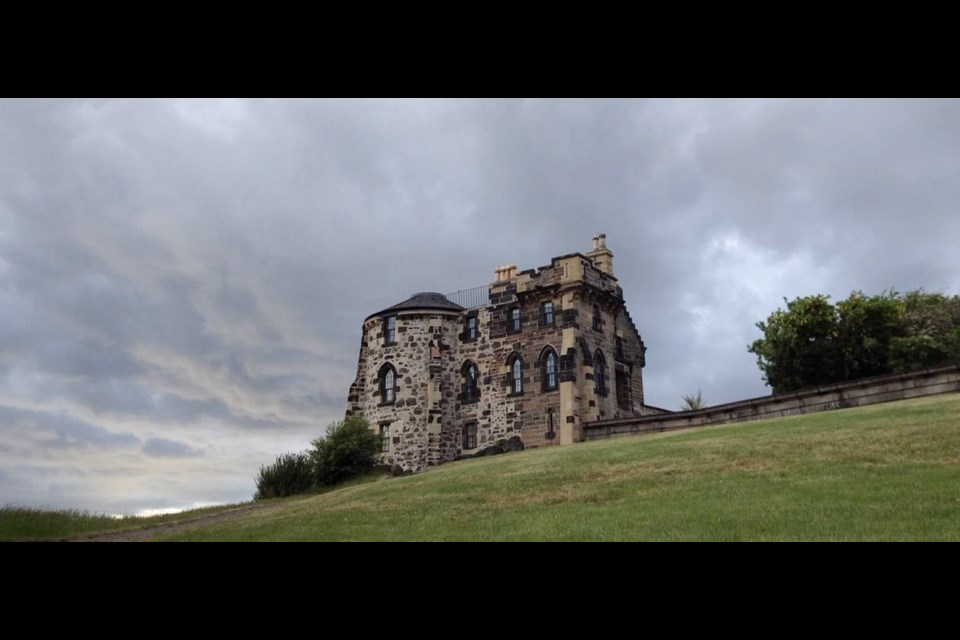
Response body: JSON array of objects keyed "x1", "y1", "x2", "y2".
[{"x1": 377, "y1": 401, "x2": 396, "y2": 408}]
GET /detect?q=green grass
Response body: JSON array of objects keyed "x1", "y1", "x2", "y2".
[
  {"x1": 0, "y1": 468, "x2": 389, "y2": 541},
  {"x1": 153, "y1": 394, "x2": 960, "y2": 541},
  {"x1": 0, "y1": 503, "x2": 245, "y2": 541}
]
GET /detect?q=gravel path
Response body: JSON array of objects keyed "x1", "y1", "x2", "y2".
[{"x1": 70, "y1": 502, "x2": 278, "y2": 542}]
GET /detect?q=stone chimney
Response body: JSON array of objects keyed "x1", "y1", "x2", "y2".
[
  {"x1": 494, "y1": 264, "x2": 518, "y2": 282},
  {"x1": 586, "y1": 233, "x2": 614, "y2": 276}
]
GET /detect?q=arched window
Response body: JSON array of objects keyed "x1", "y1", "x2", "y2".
[
  {"x1": 594, "y1": 350, "x2": 607, "y2": 396},
  {"x1": 540, "y1": 347, "x2": 558, "y2": 392},
  {"x1": 462, "y1": 361, "x2": 480, "y2": 403},
  {"x1": 379, "y1": 364, "x2": 397, "y2": 404},
  {"x1": 508, "y1": 354, "x2": 523, "y2": 395}
]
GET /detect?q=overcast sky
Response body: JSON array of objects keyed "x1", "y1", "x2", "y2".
[{"x1": 2, "y1": 98, "x2": 958, "y2": 515}]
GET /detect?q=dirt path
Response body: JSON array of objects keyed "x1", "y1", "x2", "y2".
[{"x1": 70, "y1": 502, "x2": 280, "y2": 542}]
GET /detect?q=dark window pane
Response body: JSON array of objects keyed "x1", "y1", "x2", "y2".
[
  {"x1": 510, "y1": 308, "x2": 521, "y2": 331},
  {"x1": 545, "y1": 352, "x2": 557, "y2": 390},
  {"x1": 543, "y1": 301, "x2": 554, "y2": 325},
  {"x1": 384, "y1": 316, "x2": 396, "y2": 344},
  {"x1": 462, "y1": 423, "x2": 477, "y2": 449}
]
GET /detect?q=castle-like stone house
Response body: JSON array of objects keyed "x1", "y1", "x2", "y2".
[{"x1": 346, "y1": 235, "x2": 657, "y2": 473}]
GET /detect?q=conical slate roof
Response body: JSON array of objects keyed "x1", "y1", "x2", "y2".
[{"x1": 365, "y1": 292, "x2": 464, "y2": 321}]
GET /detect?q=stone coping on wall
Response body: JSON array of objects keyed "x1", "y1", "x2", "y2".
[{"x1": 583, "y1": 362, "x2": 960, "y2": 441}]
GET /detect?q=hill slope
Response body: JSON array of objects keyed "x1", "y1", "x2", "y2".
[{"x1": 158, "y1": 393, "x2": 960, "y2": 541}]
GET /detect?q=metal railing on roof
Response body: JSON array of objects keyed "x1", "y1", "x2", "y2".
[{"x1": 445, "y1": 285, "x2": 489, "y2": 310}]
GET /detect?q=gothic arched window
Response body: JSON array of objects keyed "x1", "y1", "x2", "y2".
[
  {"x1": 540, "y1": 347, "x2": 558, "y2": 392},
  {"x1": 462, "y1": 361, "x2": 480, "y2": 403},
  {"x1": 594, "y1": 350, "x2": 607, "y2": 396},
  {"x1": 379, "y1": 364, "x2": 397, "y2": 405},
  {"x1": 508, "y1": 353, "x2": 523, "y2": 395}
]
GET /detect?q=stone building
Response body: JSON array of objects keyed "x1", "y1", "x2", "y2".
[{"x1": 345, "y1": 234, "x2": 657, "y2": 473}]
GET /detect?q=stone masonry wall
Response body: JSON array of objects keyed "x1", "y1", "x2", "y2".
[
  {"x1": 352, "y1": 311, "x2": 462, "y2": 473},
  {"x1": 482, "y1": 286, "x2": 565, "y2": 449},
  {"x1": 583, "y1": 363, "x2": 960, "y2": 441}
]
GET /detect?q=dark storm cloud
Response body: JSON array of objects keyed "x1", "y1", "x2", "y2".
[{"x1": 2, "y1": 98, "x2": 958, "y2": 513}]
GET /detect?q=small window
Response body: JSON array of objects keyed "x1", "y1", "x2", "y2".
[
  {"x1": 379, "y1": 424, "x2": 391, "y2": 453},
  {"x1": 464, "y1": 315, "x2": 478, "y2": 342},
  {"x1": 462, "y1": 361, "x2": 480, "y2": 403},
  {"x1": 542, "y1": 301, "x2": 554, "y2": 326},
  {"x1": 593, "y1": 305, "x2": 602, "y2": 331},
  {"x1": 509, "y1": 354, "x2": 523, "y2": 395},
  {"x1": 462, "y1": 422, "x2": 477, "y2": 450},
  {"x1": 509, "y1": 308, "x2": 521, "y2": 332},
  {"x1": 594, "y1": 350, "x2": 607, "y2": 395},
  {"x1": 616, "y1": 336, "x2": 625, "y2": 358},
  {"x1": 379, "y1": 364, "x2": 397, "y2": 404},
  {"x1": 384, "y1": 316, "x2": 396, "y2": 345}
]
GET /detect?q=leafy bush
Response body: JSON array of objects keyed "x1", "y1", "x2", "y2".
[
  {"x1": 310, "y1": 416, "x2": 381, "y2": 486},
  {"x1": 254, "y1": 452, "x2": 314, "y2": 500},
  {"x1": 749, "y1": 289, "x2": 960, "y2": 393}
]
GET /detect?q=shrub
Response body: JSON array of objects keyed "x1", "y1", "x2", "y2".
[
  {"x1": 254, "y1": 452, "x2": 314, "y2": 500},
  {"x1": 310, "y1": 416, "x2": 381, "y2": 486}
]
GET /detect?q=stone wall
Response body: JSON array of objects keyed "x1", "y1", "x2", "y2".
[
  {"x1": 348, "y1": 310, "x2": 463, "y2": 473},
  {"x1": 583, "y1": 363, "x2": 960, "y2": 441}
]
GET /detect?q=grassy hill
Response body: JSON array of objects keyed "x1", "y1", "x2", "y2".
[
  {"x1": 6, "y1": 394, "x2": 960, "y2": 541},
  {"x1": 159, "y1": 394, "x2": 960, "y2": 541}
]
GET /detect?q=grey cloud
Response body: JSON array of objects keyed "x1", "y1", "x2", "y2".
[
  {"x1": 143, "y1": 437, "x2": 203, "y2": 458},
  {"x1": 0, "y1": 405, "x2": 140, "y2": 450}
]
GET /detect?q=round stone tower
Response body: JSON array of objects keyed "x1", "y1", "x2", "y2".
[{"x1": 346, "y1": 292, "x2": 464, "y2": 472}]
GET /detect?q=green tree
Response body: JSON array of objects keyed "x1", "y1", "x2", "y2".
[
  {"x1": 310, "y1": 416, "x2": 381, "y2": 486},
  {"x1": 889, "y1": 290, "x2": 960, "y2": 372},
  {"x1": 836, "y1": 290, "x2": 904, "y2": 379},
  {"x1": 748, "y1": 294, "x2": 841, "y2": 393},
  {"x1": 749, "y1": 289, "x2": 960, "y2": 393}
]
